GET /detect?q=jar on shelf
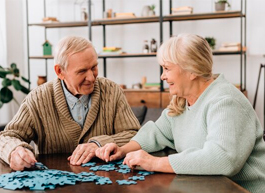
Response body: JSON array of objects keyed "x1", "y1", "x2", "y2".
[
  {"x1": 74, "y1": 0, "x2": 94, "y2": 21},
  {"x1": 150, "y1": 38, "x2": 157, "y2": 52},
  {"x1": 37, "y1": 76, "x2": 47, "y2": 86},
  {"x1": 143, "y1": 40, "x2": 149, "y2": 53},
  {"x1": 81, "y1": 8, "x2": 88, "y2": 21}
]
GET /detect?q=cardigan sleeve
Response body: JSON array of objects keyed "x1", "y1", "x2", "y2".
[
  {"x1": 88, "y1": 86, "x2": 140, "y2": 147},
  {"x1": 0, "y1": 102, "x2": 36, "y2": 164},
  {"x1": 168, "y1": 97, "x2": 257, "y2": 176},
  {"x1": 131, "y1": 109, "x2": 175, "y2": 152}
]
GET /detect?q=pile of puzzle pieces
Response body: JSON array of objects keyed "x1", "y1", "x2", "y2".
[{"x1": 0, "y1": 161, "x2": 154, "y2": 190}]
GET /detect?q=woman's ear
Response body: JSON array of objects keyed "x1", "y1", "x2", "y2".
[
  {"x1": 54, "y1": 64, "x2": 65, "y2": 80},
  {"x1": 190, "y1": 73, "x2": 197, "y2": 81}
]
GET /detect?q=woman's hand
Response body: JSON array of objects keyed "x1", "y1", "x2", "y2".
[
  {"x1": 95, "y1": 143, "x2": 125, "y2": 162},
  {"x1": 123, "y1": 150, "x2": 159, "y2": 171}
]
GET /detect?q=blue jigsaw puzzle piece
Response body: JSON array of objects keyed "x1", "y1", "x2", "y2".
[
  {"x1": 108, "y1": 159, "x2": 124, "y2": 165},
  {"x1": 90, "y1": 164, "x2": 116, "y2": 171},
  {"x1": 128, "y1": 176, "x2": 145, "y2": 181},
  {"x1": 138, "y1": 171, "x2": 155, "y2": 176},
  {"x1": 3, "y1": 179, "x2": 23, "y2": 190},
  {"x1": 82, "y1": 175, "x2": 99, "y2": 182},
  {"x1": 119, "y1": 164, "x2": 130, "y2": 169},
  {"x1": 34, "y1": 162, "x2": 48, "y2": 170},
  {"x1": 116, "y1": 180, "x2": 137, "y2": 185},
  {"x1": 82, "y1": 162, "x2": 96, "y2": 167},
  {"x1": 116, "y1": 168, "x2": 131, "y2": 174},
  {"x1": 95, "y1": 177, "x2": 112, "y2": 185}
]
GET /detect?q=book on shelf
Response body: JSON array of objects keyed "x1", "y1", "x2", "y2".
[
  {"x1": 218, "y1": 45, "x2": 247, "y2": 52},
  {"x1": 99, "y1": 47, "x2": 123, "y2": 55},
  {"x1": 142, "y1": 83, "x2": 160, "y2": 90},
  {"x1": 42, "y1": 17, "x2": 59, "y2": 22},
  {"x1": 171, "y1": 6, "x2": 193, "y2": 15},
  {"x1": 115, "y1": 13, "x2": 136, "y2": 18},
  {"x1": 103, "y1": 47, "x2": 122, "y2": 52},
  {"x1": 221, "y1": 42, "x2": 241, "y2": 47}
]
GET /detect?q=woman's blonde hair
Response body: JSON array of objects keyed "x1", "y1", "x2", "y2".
[
  {"x1": 157, "y1": 33, "x2": 213, "y2": 116},
  {"x1": 54, "y1": 36, "x2": 96, "y2": 70}
]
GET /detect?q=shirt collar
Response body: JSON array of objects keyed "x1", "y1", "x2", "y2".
[{"x1": 61, "y1": 80, "x2": 90, "y2": 110}]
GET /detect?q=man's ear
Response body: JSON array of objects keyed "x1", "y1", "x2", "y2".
[{"x1": 54, "y1": 64, "x2": 65, "y2": 80}]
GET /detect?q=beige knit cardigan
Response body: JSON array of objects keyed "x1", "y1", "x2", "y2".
[{"x1": 0, "y1": 77, "x2": 140, "y2": 164}]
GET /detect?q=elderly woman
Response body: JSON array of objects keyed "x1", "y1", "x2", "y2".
[{"x1": 95, "y1": 34, "x2": 265, "y2": 193}]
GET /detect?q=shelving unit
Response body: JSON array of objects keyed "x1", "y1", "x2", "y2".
[{"x1": 25, "y1": 0, "x2": 246, "y2": 108}]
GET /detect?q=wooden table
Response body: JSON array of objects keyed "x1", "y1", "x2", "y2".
[{"x1": 0, "y1": 151, "x2": 250, "y2": 193}]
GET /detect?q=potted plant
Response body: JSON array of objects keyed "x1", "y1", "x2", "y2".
[
  {"x1": 215, "y1": 0, "x2": 231, "y2": 11},
  {"x1": 149, "y1": 4, "x2": 156, "y2": 16},
  {"x1": 205, "y1": 37, "x2": 216, "y2": 50},
  {"x1": 0, "y1": 63, "x2": 30, "y2": 108}
]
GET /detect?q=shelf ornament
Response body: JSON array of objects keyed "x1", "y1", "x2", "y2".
[{"x1": 42, "y1": 40, "x2": 52, "y2": 56}]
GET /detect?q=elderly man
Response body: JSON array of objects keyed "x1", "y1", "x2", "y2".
[{"x1": 0, "y1": 36, "x2": 140, "y2": 171}]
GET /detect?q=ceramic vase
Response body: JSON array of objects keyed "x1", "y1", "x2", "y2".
[
  {"x1": 215, "y1": 2, "x2": 226, "y2": 11},
  {"x1": 37, "y1": 76, "x2": 47, "y2": 86}
]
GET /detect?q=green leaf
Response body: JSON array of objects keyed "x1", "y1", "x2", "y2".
[
  {"x1": 10, "y1": 63, "x2": 17, "y2": 69},
  {"x1": 0, "y1": 68, "x2": 12, "y2": 78},
  {"x1": 2, "y1": 78, "x2": 12, "y2": 87},
  {"x1": 22, "y1": 76, "x2": 31, "y2": 84},
  {"x1": 13, "y1": 68, "x2": 20, "y2": 77},
  {"x1": 12, "y1": 79, "x2": 22, "y2": 91},
  {"x1": 0, "y1": 101, "x2": 3, "y2": 108},
  {"x1": 20, "y1": 85, "x2": 30, "y2": 94},
  {"x1": 0, "y1": 87, "x2": 13, "y2": 103}
]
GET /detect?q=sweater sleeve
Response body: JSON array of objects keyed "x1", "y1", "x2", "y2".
[
  {"x1": 89, "y1": 86, "x2": 140, "y2": 147},
  {"x1": 168, "y1": 97, "x2": 256, "y2": 176},
  {"x1": 0, "y1": 102, "x2": 36, "y2": 164},
  {"x1": 132, "y1": 109, "x2": 175, "y2": 152}
]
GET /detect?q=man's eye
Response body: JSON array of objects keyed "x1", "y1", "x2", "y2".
[{"x1": 78, "y1": 70, "x2": 86, "y2": 73}]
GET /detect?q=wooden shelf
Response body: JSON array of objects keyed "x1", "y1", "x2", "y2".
[
  {"x1": 164, "y1": 11, "x2": 244, "y2": 22},
  {"x1": 124, "y1": 89, "x2": 160, "y2": 92},
  {"x1": 29, "y1": 50, "x2": 246, "y2": 60},
  {"x1": 29, "y1": 21, "x2": 91, "y2": 28},
  {"x1": 98, "y1": 53, "x2": 156, "y2": 58},
  {"x1": 29, "y1": 56, "x2": 54, "y2": 59},
  {"x1": 28, "y1": 11, "x2": 244, "y2": 28},
  {"x1": 213, "y1": 50, "x2": 246, "y2": 55},
  {"x1": 94, "y1": 16, "x2": 159, "y2": 25},
  {"x1": 29, "y1": 53, "x2": 157, "y2": 60}
]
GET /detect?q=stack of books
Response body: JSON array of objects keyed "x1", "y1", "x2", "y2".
[
  {"x1": 115, "y1": 13, "x2": 136, "y2": 18},
  {"x1": 171, "y1": 6, "x2": 193, "y2": 15},
  {"x1": 99, "y1": 47, "x2": 123, "y2": 55},
  {"x1": 42, "y1": 17, "x2": 59, "y2": 23},
  {"x1": 142, "y1": 83, "x2": 160, "y2": 90},
  {"x1": 219, "y1": 43, "x2": 247, "y2": 52}
]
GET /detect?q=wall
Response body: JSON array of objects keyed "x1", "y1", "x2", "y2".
[
  {"x1": 0, "y1": 0, "x2": 8, "y2": 125},
  {"x1": 0, "y1": 0, "x2": 26, "y2": 125},
  {"x1": 1, "y1": 0, "x2": 265, "y2": 127}
]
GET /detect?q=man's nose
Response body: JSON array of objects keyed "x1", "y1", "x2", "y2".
[{"x1": 86, "y1": 70, "x2": 95, "y2": 81}]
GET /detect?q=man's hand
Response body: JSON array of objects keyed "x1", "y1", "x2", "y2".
[
  {"x1": 10, "y1": 146, "x2": 37, "y2": 171},
  {"x1": 95, "y1": 143, "x2": 125, "y2": 162},
  {"x1": 68, "y1": 143, "x2": 98, "y2": 165}
]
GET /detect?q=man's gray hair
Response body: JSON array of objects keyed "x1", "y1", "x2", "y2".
[{"x1": 54, "y1": 36, "x2": 97, "y2": 70}]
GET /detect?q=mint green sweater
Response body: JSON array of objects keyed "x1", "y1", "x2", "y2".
[{"x1": 132, "y1": 74, "x2": 265, "y2": 193}]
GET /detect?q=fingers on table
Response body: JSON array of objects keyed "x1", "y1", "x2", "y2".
[
  {"x1": 95, "y1": 143, "x2": 116, "y2": 162},
  {"x1": 70, "y1": 144, "x2": 97, "y2": 165}
]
